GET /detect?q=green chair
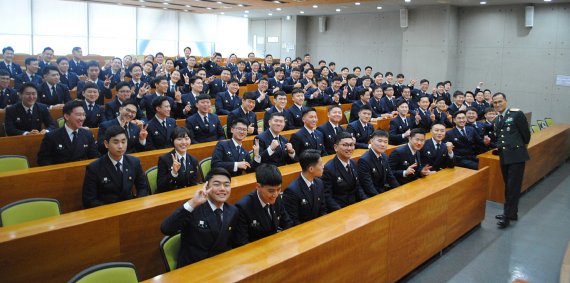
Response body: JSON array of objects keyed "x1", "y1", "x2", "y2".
[
  {"x1": 223, "y1": 125, "x2": 228, "y2": 138},
  {"x1": 537, "y1": 119, "x2": 548, "y2": 130},
  {"x1": 0, "y1": 198, "x2": 61, "y2": 227},
  {"x1": 211, "y1": 105, "x2": 216, "y2": 114},
  {"x1": 145, "y1": 166, "x2": 158, "y2": 195},
  {"x1": 57, "y1": 117, "x2": 65, "y2": 128},
  {"x1": 249, "y1": 150, "x2": 254, "y2": 160},
  {"x1": 545, "y1": 117, "x2": 554, "y2": 126},
  {"x1": 159, "y1": 233, "x2": 181, "y2": 272},
  {"x1": 257, "y1": 119, "x2": 263, "y2": 131},
  {"x1": 0, "y1": 155, "x2": 29, "y2": 173},
  {"x1": 531, "y1": 125, "x2": 540, "y2": 133},
  {"x1": 344, "y1": 111, "x2": 350, "y2": 122},
  {"x1": 199, "y1": 157, "x2": 212, "y2": 181},
  {"x1": 68, "y1": 262, "x2": 139, "y2": 283}
]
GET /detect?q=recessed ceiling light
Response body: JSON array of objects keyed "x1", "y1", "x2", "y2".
[
  {"x1": 336, "y1": 8, "x2": 341, "y2": 12},
  {"x1": 355, "y1": 2, "x2": 361, "y2": 5},
  {"x1": 300, "y1": 10, "x2": 305, "y2": 14},
  {"x1": 244, "y1": 14, "x2": 248, "y2": 17},
  {"x1": 273, "y1": 0, "x2": 281, "y2": 3},
  {"x1": 206, "y1": 7, "x2": 212, "y2": 10},
  {"x1": 544, "y1": 0, "x2": 551, "y2": 2},
  {"x1": 186, "y1": 5, "x2": 191, "y2": 7},
  {"x1": 163, "y1": 7, "x2": 167, "y2": 9},
  {"x1": 377, "y1": 6, "x2": 382, "y2": 9},
  {"x1": 184, "y1": 9, "x2": 188, "y2": 12},
  {"x1": 313, "y1": 5, "x2": 318, "y2": 8},
  {"x1": 405, "y1": 0, "x2": 411, "y2": 2},
  {"x1": 276, "y1": 7, "x2": 282, "y2": 11},
  {"x1": 245, "y1": 10, "x2": 249, "y2": 13},
  {"x1": 216, "y1": 1, "x2": 222, "y2": 4},
  {"x1": 139, "y1": 0, "x2": 144, "y2": 2},
  {"x1": 238, "y1": 4, "x2": 243, "y2": 7},
  {"x1": 268, "y1": 13, "x2": 273, "y2": 15},
  {"x1": 480, "y1": 1, "x2": 486, "y2": 4},
  {"x1": 163, "y1": 2, "x2": 169, "y2": 5}
]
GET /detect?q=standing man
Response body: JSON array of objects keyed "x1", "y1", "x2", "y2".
[{"x1": 492, "y1": 92, "x2": 531, "y2": 229}]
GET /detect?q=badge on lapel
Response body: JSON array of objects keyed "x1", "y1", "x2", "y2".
[
  {"x1": 195, "y1": 126, "x2": 199, "y2": 130},
  {"x1": 295, "y1": 115, "x2": 300, "y2": 118},
  {"x1": 251, "y1": 220, "x2": 259, "y2": 227},
  {"x1": 198, "y1": 220, "x2": 207, "y2": 229},
  {"x1": 154, "y1": 131, "x2": 159, "y2": 135},
  {"x1": 454, "y1": 138, "x2": 458, "y2": 141},
  {"x1": 403, "y1": 160, "x2": 408, "y2": 166},
  {"x1": 301, "y1": 199, "x2": 308, "y2": 205},
  {"x1": 337, "y1": 176, "x2": 343, "y2": 183},
  {"x1": 427, "y1": 151, "x2": 431, "y2": 156},
  {"x1": 304, "y1": 142, "x2": 309, "y2": 146},
  {"x1": 83, "y1": 144, "x2": 88, "y2": 148},
  {"x1": 16, "y1": 117, "x2": 20, "y2": 121},
  {"x1": 227, "y1": 151, "x2": 232, "y2": 157},
  {"x1": 372, "y1": 168, "x2": 376, "y2": 172},
  {"x1": 58, "y1": 144, "x2": 63, "y2": 150},
  {"x1": 102, "y1": 177, "x2": 110, "y2": 184}
]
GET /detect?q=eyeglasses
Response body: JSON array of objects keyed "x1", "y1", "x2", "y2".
[
  {"x1": 233, "y1": 127, "x2": 248, "y2": 133},
  {"x1": 339, "y1": 143, "x2": 355, "y2": 148}
]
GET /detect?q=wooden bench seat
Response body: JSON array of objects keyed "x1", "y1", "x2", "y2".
[{"x1": 478, "y1": 124, "x2": 570, "y2": 203}]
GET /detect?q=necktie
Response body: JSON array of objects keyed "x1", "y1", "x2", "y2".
[
  {"x1": 170, "y1": 85, "x2": 175, "y2": 93},
  {"x1": 236, "y1": 145, "x2": 242, "y2": 158},
  {"x1": 436, "y1": 143, "x2": 441, "y2": 153},
  {"x1": 27, "y1": 108, "x2": 32, "y2": 116},
  {"x1": 135, "y1": 82, "x2": 139, "y2": 89},
  {"x1": 124, "y1": 123, "x2": 129, "y2": 137},
  {"x1": 7, "y1": 64, "x2": 11, "y2": 74},
  {"x1": 71, "y1": 131, "x2": 77, "y2": 144},
  {"x1": 62, "y1": 74, "x2": 67, "y2": 81},
  {"x1": 214, "y1": 208, "x2": 223, "y2": 231},
  {"x1": 334, "y1": 126, "x2": 339, "y2": 135},
  {"x1": 162, "y1": 120, "x2": 167, "y2": 129},
  {"x1": 459, "y1": 128, "x2": 466, "y2": 137},
  {"x1": 203, "y1": 115, "x2": 209, "y2": 126},
  {"x1": 180, "y1": 156, "x2": 186, "y2": 173},
  {"x1": 88, "y1": 104, "x2": 93, "y2": 112},
  {"x1": 115, "y1": 162, "x2": 122, "y2": 175},
  {"x1": 310, "y1": 132, "x2": 316, "y2": 143},
  {"x1": 403, "y1": 117, "x2": 408, "y2": 127},
  {"x1": 265, "y1": 205, "x2": 272, "y2": 220},
  {"x1": 498, "y1": 114, "x2": 503, "y2": 126},
  {"x1": 275, "y1": 136, "x2": 282, "y2": 151},
  {"x1": 51, "y1": 85, "x2": 56, "y2": 96},
  {"x1": 347, "y1": 164, "x2": 355, "y2": 180}
]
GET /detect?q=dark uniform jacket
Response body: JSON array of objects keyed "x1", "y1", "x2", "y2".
[
  {"x1": 282, "y1": 176, "x2": 328, "y2": 226},
  {"x1": 357, "y1": 149, "x2": 399, "y2": 197},
  {"x1": 37, "y1": 126, "x2": 99, "y2": 166},
  {"x1": 494, "y1": 109, "x2": 531, "y2": 165},
  {"x1": 321, "y1": 157, "x2": 367, "y2": 211},
  {"x1": 156, "y1": 150, "x2": 199, "y2": 193}
]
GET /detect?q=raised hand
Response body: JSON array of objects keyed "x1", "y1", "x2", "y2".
[
  {"x1": 420, "y1": 164, "x2": 432, "y2": 176},
  {"x1": 139, "y1": 124, "x2": 148, "y2": 140},
  {"x1": 405, "y1": 163, "x2": 417, "y2": 176},
  {"x1": 446, "y1": 141, "x2": 454, "y2": 153},
  {"x1": 171, "y1": 153, "x2": 181, "y2": 174}
]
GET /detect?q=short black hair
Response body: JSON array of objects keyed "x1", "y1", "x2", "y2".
[
  {"x1": 205, "y1": 167, "x2": 231, "y2": 183},
  {"x1": 189, "y1": 76, "x2": 203, "y2": 85},
  {"x1": 347, "y1": 74, "x2": 357, "y2": 80},
  {"x1": 396, "y1": 73, "x2": 405, "y2": 79},
  {"x1": 83, "y1": 81, "x2": 99, "y2": 92},
  {"x1": 86, "y1": 60, "x2": 100, "y2": 69},
  {"x1": 484, "y1": 107, "x2": 496, "y2": 115},
  {"x1": 359, "y1": 104, "x2": 373, "y2": 113},
  {"x1": 72, "y1": 47, "x2": 82, "y2": 53},
  {"x1": 170, "y1": 126, "x2": 191, "y2": 144},
  {"x1": 196, "y1": 94, "x2": 210, "y2": 101},
  {"x1": 409, "y1": 128, "x2": 425, "y2": 138},
  {"x1": 42, "y1": 47, "x2": 54, "y2": 53},
  {"x1": 291, "y1": 88, "x2": 304, "y2": 95},
  {"x1": 299, "y1": 149, "x2": 322, "y2": 172},
  {"x1": 371, "y1": 130, "x2": 389, "y2": 139},
  {"x1": 255, "y1": 164, "x2": 282, "y2": 186},
  {"x1": 152, "y1": 95, "x2": 169, "y2": 111},
  {"x1": 0, "y1": 70, "x2": 9, "y2": 77},
  {"x1": 155, "y1": 52, "x2": 164, "y2": 57},
  {"x1": 269, "y1": 112, "x2": 286, "y2": 120},
  {"x1": 453, "y1": 91, "x2": 464, "y2": 98},
  {"x1": 385, "y1": 71, "x2": 393, "y2": 77},
  {"x1": 2, "y1": 46, "x2": 14, "y2": 54},
  {"x1": 25, "y1": 57, "x2": 38, "y2": 66},
  {"x1": 121, "y1": 99, "x2": 138, "y2": 109},
  {"x1": 227, "y1": 78, "x2": 239, "y2": 85},
  {"x1": 154, "y1": 76, "x2": 168, "y2": 85},
  {"x1": 56, "y1": 56, "x2": 68, "y2": 64},
  {"x1": 19, "y1": 82, "x2": 38, "y2": 94},
  {"x1": 63, "y1": 100, "x2": 84, "y2": 115},
  {"x1": 328, "y1": 104, "x2": 342, "y2": 112},
  {"x1": 243, "y1": 91, "x2": 257, "y2": 101},
  {"x1": 352, "y1": 66, "x2": 361, "y2": 72},
  {"x1": 301, "y1": 107, "x2": 316, "y2": 118},
  {"x1": 492, "y1": 92, "x2": 507, "y2": 100},
  {"x1": 328, "y1": 62, "x2": 336, "y2": 66},
  {"x1": 420, "y1": 79, "x2": 429, "y2": 84},
  {"x1": 273, "y1": 90, "x2": 287, "y2": 99},
  {"x1": 115, "y1": 81, "x2": 130, "y2": 91},
  {"x1": 231, "y1": 117, "x2": 249, "y2": 128},
  {"x1": 453, "y1": 110, "x2": 467, "y2": 118},
  {"x1": 435, "y1": 97, "x2": 447, "y2": 103},
  {"x1": 42, "y1": 65, "x2": 60, "y2": 76},
  {"x1": 466, "y1": 107, "x2": 479, "y2": 114},
  {"x1": 104, "y1": 125, "x2": 127, "y2": 142},
  {"x1": 128, "y1": 63, "x2": 142, "y2": 73},
  {"x1": 373, "y1": 72, "x2": 383, "y2": 78},
  {"x1": 335, "y1": 131, "x2": 353, "y2": 145},
  {"x1": 396, "y1": 100, "x2": 408, "y2": 108}
]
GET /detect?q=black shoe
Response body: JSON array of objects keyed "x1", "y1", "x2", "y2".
[
  {"x1": 497, "y1": 219, "x2": 510, "y2": 229},
  {"x1": 495, "y1": 214, "x2": 518, "y2": 221}
]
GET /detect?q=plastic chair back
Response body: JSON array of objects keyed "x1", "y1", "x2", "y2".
[
  {"x1": 545, "y1": 117, "x2": 554, "y2": 126},
  {"x1": 0, "y1": 155, "x2": 29, "y2": 173},
  {"x1": 159, "y1": 234, "x2": 181, "y2": 271},
  {"x1": 0, "y1": 198, "x2": 61, "y2": 227},
  {"x1": 145, "y1": 166, "x2": 158, "y2": 195},
  {"x1": 344, "y1": 111, "x2": 350, "y2": 123},
  {"x1": 531, "y1": 125, "x2": 540, "y2": 133},
  {"x1": 68, "y1": 262, "x2": 138, "y2": 283},
  {"x1": 57, "y1": 117, "x2": 65, "y2": 128},
  {"x1": 199, "y1": 157, "x2": 212, "y2": 181}
]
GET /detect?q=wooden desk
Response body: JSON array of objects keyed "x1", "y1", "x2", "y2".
[
  {"x1": 0, "y1": 129, "x2": 298, "y2": 213},
  {"x1": 0, "y1": 150, "x2": 370, "y2": 283},
  {"x1": 478, "y1": 124, "x2": 570, "y2": 203},
  {"x1": 143, "y1": 166, "x2": 489, "y2": 283}
]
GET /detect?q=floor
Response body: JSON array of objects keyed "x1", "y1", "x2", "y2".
[{"x1": 401, "y1": 161, "x2": 570, "y2": 283}]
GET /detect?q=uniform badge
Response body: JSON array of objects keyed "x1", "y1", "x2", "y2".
[
  {"x1": 403, "y1": 161, "x2": 408, "y2": 166},
  {"x1": 305, "y1": 142, "x2": 309, "y2": 146},
  {"x1": 296, "y1": 115, "x2": 300, "y2": 118},
  {"x1": 507, "y1": 127, "x2": 510, "y2": 131},
  {"x1": 454, "y1": 138, "x2": 458, "y2": 141},
  {"x1": 16, "y1": 117, "x2": 20, "y2": 121},
  {"x1": 317, "y1": 197, "x2": 320, "y2": 201},
  {"x1": 506, "y1": 117, "x2": 513, "y2": 123},
  {"x1": 96, "y1": 113, "x2": 100, "y2": 117},
  {"x1": 83, "y1": 144, "x2": 88, "y2": 148},
  {"x1": 154, "y1": 131, "x2": 159, "y2": 135},
  {"x1": 337, "y1": 176, "x2": 343, "y2": 182},
  {"x1": 301, "y1": 199, "x2": 308, "y2": 205},
  {"x1": 328, "y1": 135, "x2": 332, "y2": 139},
  {"x1": 198, "y1": 220, "x2": 206, "y2": 228},
  {"x1": 195, "y1": 126, "x2": 199, "y2": 129},
  {"x1": 356, "y1": 133, "x2": 361, "y2": 137},
  {"x1": 58, "y1": 144, "x2": 63, "y2": 149},
  {"x1": 225, "y1": 100, "x2": 229, "y2": 103},
  {"x1": 128, "y1": 176, "x2": 132, "y2": 180},
  {"x1": 372, "y1": 168, "x2": 376, "y2": 172},
  {"x1": 102, "y1": 177, "x2": 110, "y2": 184},
  {"x1": 227, "y1": 151, "x2": 232, "y2": 156},
  {"x1": 427, "y1": 151, "x2": 431, "y2": 155},
  {"x1": 251, "y1": 220, "x2": 259, "y2": 227},
  {"x1": 399, "y1": 126, "x2": 402, "y2": 129},
  {"x1": 228, "y1": 226, "x2": 232, "y2": 231}
]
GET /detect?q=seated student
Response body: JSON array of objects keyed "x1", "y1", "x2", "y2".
[
  {"x1": 137, "y1": 76, "x2": 176, "y2": 121},
  {"x1": 203, "y1": 52, "x2": 224, "y2": 77},
  {"x1": 304, "y1": 77, "x2": 330, "y2": 107},
  {"x1": 260, "y1": 54, "x2": 274, "y2": 77},
  {"x1": 226, "y1": 91, "x2": 258, "y2": 138},
  {"x1": 244, "y1": 61, "x2": 263, "y2": 84},
  {"x1": 380, "y1": 85, "x2": 398, "y2": 114},
  {"x1": 0, "y1": 70, "x2": 19, "y2": 109},
  {"x1": 317, "y1": 105, "x2": 346, "y2": 155},
  {"x1": 396, "y1": 86, "x2": 418, "y2": 114},
  {"x1": 234, "y1": 164, "x2": 293, "y2": 246},
  {"x1": 215, "y1": 78, "x2": 241, "y2": 116},
  {"x1": 473, "y1": 90, "x2": 488, "y2": 118},
  {"x1": 105, "y1": 82, "x2": 146, "y2": 122},
  {"x1": 324, "y1": 77, "x2": 344, "y2": 104},
  {"x1": 282, "y1": 149, "x2": 328, "y2": 226},
  {"x1": 349, "y1": 88, "x2": 375, "y2": 123},
  {"x1": 421, "y1": 123, "x2": 455, "y2": 172},
  {"x1": 466, "y1": 107, "x2": 493, "y2": 154},
  {"x1": 411, "y1": 79, "x2": 432, "y2": 99},
  {"x1": 433, "y1": 97, "x2": 454, "y2": 128},
  {"x1": 37, "y1": 100, "x2": 99, "y2": 166},
  {"x1": 448, "y1": 90, "x2": 467, "y2": 116},
  {"x1": 232, "y1": 60, "x2": 247, "y2": 86},
  {"x1": 369, "y1": 86, "x2": 385, "y2": 117},
  {"x1": 5, "y1": 83, "x2": 56, "y2": 136},
  {"x1": 38, "y1": 65, "x2": 71, "y2": 109},
  {"x1": 127, "y1": 63, "x2": 149, "y2": 97},
  {"x1": 415, "y1": 95, "x2": 434, "y2": 132},
  {"x1": 431, "y1": 82, "x2": 451, "y2": 105},
  {"x1": 157, "y1": 127, "x2": 199, "y2": 193},
  {"x1": 83, "y1": 125, "x2": 149, "y2": 208},
  {"x1": 445, "y1": 110, "x2": 490, "y2": 170},
  {"x1": 282, "y1": 68, "x2": 304, "y2": 93},
  {"x1": 286, "y1": 88, "x2": 308, "y2": 129},
  {"x1": 98, "y1": 99, "x2": 148, "y2": 154},
  {"x1": 38, "y1": 47, "x2": 55, "y2": 73},
  {"x1": 225, "y1": 53, "x2": 238, "y2": 73},
  {"x1": 252, "y1": 78, "x2": 273, "y2": 112},
  {"x1": 69, "y1": 47, "x2": 87, "y2": 76},
  {"x1": 290, "y1": 108, "x2": 327, "y2": 157},
  {"x1": 380, "y1": 72, "x2": 393, "y2": 92},
  {"x1": 300, "y1": 68, "x2": 316, "y2": 90},
  {"x1": 358, "y1": 130, "x2": 399, "y2": 197},
  {"x1": 254, "y1": 112, "x2": 297, "y2": 167},
  {"x1": 76, "y1": 61, "x2": 113, "y2": 105},
  {"x1": 146, "y1": 96, "x2": 177, "y2": 150},
  {"x1": 175, "y1": 47, "x2": 192, "y2": 70},
  {"x1": 56, "y1": 57, "x2": 79, "y2": 90},
  {"x1": 141, "y1": 60, "x2": 156, "y2": 84},
  {"x1": 177, "y1": 76, "x2": 204, "y2": 118},
  {"x1": 160, "y1": 167, "x2": 238, "y2": 268},
  {"x1": 341, "y1": 74, "x2": 358, "y2": 102},
  {"x1": 0, "y1": 46, "x2": 23, "y2": 78},
  {"x1": 267, "y1": 67, "x2": 285, "y2": 93},
  {"x1": 212, "y1": 118, "x2": 259, "y2": 176},
  {"x1": 122, "y1": 55, "x2": 133, "y2": 78},
  {"x1": 208, "y1": 67, "x2": 231, "y2": 98},
  {"x1": 186, "y1": 94, "x2": 225, "y2": 144},
  {"x1": 100, "y1": 57, "x2": 125, "y2": 89},
  {"x1": 388, "y1": 128, "x2": 432, "y2": 185},
  {"x1": 346, "y1": 105, "x2": 375, "y2": 149},
  {"x1": 321, "y1": 132, "x2": 367, "y2": 212},
  {"x1": 389, "y1": 100, "x2": 419, "y2": 145},
  {"x1": 481, "y1": 107, "x2": 498, "y2": 146},
  {"x1": 370, "y1": 72, "x2": 383, "y2": 90},
  {"x1": 263, "y1": 91, "x2": 289, "y2": 132},
  {"x1": 80, "y1": 82, "x2": 105, "y2": 128},
  {"x1": 15, "y1": 57, "x2": 42, "y2": 89}
]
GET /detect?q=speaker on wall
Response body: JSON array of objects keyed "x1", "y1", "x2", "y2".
[
  {"x1": 318, "y1": 16, "x2": 326, "y2": 33},
  {"x1": 400, "y1": 8, "x2": 408, "y2": 28},
  {"x1": 525, "y1": 5, "x2": 534, "y2": 28}
]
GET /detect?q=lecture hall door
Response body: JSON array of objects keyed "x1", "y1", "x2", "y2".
[{"x1": 250, "y1": 19, "x2": 282, "y2": 59}]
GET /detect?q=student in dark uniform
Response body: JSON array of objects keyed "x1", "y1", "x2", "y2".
[
  {"x1": 226, "y1": 91, "x2": 258, "y2": 138},
  {"x1": 282, "y1": 149, "x2": 328, "y2": 226},
  {"x1": 208, "y1": 68, "x2": 231, "y2": 98},
  {"x1": 388, "y1": 128, "x2": 432, "y2": 185},
  {"x1": 282, "y1": 68, "x2": 304, "y2": 93},
  {"x1": 137, "y1": 76, "x2": 176, "y2": 121},
  {"x1": 389, "y1": 100, "x2": 418, "y2": 145},
  {"x1": 5, "y1": 83, "x2": 56, "y2": 136},
  {"x1": 357, "y1": 130, "x2": 400, "y2": 197},
  {"x1": 56, "y1": 57, "x2": 79, "y2": 90},
  {"x1": 15, "y1": 57, "x2": 42, "y2": 89},
  {"x1": 37, "y1": 100, "x2": 99, "y2": 166},
  {"x1": 0, "y1": 47, "x2": 23, "y2": 78},
  {"x1": 304, "y1": 77, "x2": 330, "y2": 107},
  {"x1": 492, "y1": 92, "x2": 531, "y2": 229},
  {"x1": 268, "y1": 67, "x2": 285, "y2": 94},
  {"x1": 76, "y1": 61, "x2": 112, "y2": 105},
  {"x1": 186, "y1": 94, "x2": 225, "y2": 144},
  {"x1": 466, "y1": 107, "x2": 493, "y2": 154},
  {"x1": 421, "y1": 123, "x2": 455, "y2": 172},
  {"x1": 415, "y1": 95, "x2": 434, "y2": 132},
  {"x1": 157, "y1": 127, "x2": 199, "y2": 193},
  {"x1": 252, "y1": 78, "x2": 273, "y2": 112},
  {"x1": 290, "y1": 108, "x2": 327, "y2": 157},
  {"x1": 325, "y1": 77, "x2": 344, "y2": 104},
  {"x1": 244, "y1": 61, "x2": 263, "y2": 85},
  {"x1": 317, "y1": 105, "x2": 346, "y2": 155},
  {"x1": 286, "y1": 88, "x2": 308, "y2": 129},
  {"x1": 321, "y1": 132, "x2": 367, "y2": 212},
  {"x1": 433, "y1": 97, "x2": 454, "y2": 128},
  {"x1": 448, "y1": 91, "x2": 467, "y2": 116},
  {"x1": 69, "y1": 47, "x2": 88, "y2": 76},
  {"x1": 212, "y1": 118, "x2": 259, "y2": 176},
  {"x1": 0, "y1": 70, "x2": 19, "y2": 109},
  {"x1": 346, "y1": 105, "x2": 375, "y2": 149},
  {"x1": 105, "y1": 82, "x2": 146, "y2": 122},
  {"x1": 349, "y1": 88, "x2": 373, "y2": 123},
  {"x1": 234, "y1": 164, "x2": 293, "y2": 246},
  {"x1": 175, "y1": 47, "x2": 192, "y2": 70},
  {"x1": 263, "y1": 91, "x2": 289, "y2": 132},
  {"x1": 203, "y1": 52, "x2": 224, "y2": 77},
  {"x1": 38, "y1": 65, "x2": 71, "y2": 109},
  {"x1": 254, "y1": 112, "x2": 297, "y2": 167},
  {"x1": 98, "y1": 99, "x2": 148, "y2": 154},
  {"x1": 160, "y1": 167, "x2": 238, "y2": 268},
  {"x1": 396, "y1": 86, "x2": 418, "y2": 115},
  {"x1": 215, "y1": 78, "x2": 241, "y2": 116},
  {"x1": 145, "y1": 96, "x2": 177, "y2": 150},
  {"x1": 445, "y1": 110, "x2": 490, "y2": 170},
  {"x1": 379, "y1": 85, "x2": 398, "y2": 114},
  {"x1": 176, "y1": 76, "x2": 204, "y2": 118},
  {"x1": 80, "y1": 82, "x2": 105, "y2": 128}
]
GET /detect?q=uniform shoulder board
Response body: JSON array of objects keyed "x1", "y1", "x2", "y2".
[{"x1": 510, "y1": 108, "x2": 520, "y2": 111}]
